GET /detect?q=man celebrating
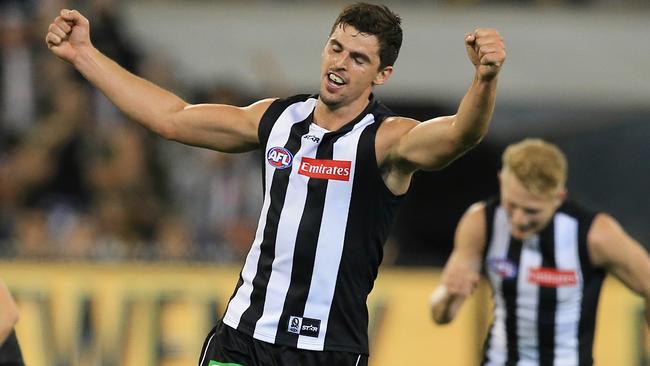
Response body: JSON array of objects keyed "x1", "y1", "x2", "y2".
[
  {"x1": 430, "y1": 138, "x2": 650, "y2": 365},
  {"x1": 47, "y1": 3, "x2": 505, "y2": 365}
]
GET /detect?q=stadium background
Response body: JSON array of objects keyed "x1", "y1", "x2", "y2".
[{"x1": 0, "y1": 0, "x2": 648, "y2": 365}]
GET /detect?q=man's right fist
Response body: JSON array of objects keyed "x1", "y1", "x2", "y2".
[{"x1": 45, "y1": 9, "x2": 92, "y2": 64}]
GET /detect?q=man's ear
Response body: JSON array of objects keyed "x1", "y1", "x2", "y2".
[
  {"x1": 373, "y1": 66, "x2": 393, "y2": 86},
  {"x1": 555, "y1": 187, "x2": 567, "y2": 206}
]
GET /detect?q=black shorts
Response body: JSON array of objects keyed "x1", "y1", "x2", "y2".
[
  {"x1": 198, "y1": 320, "x2": 368, "y2": 366},
  {"x1": 0, "y1": 331, "x2": 24, "y2": 366}
]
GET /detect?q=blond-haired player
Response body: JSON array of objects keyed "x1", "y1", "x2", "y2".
[{"x1": 430, "y1": 138, "x2": 650, "y2": 365}]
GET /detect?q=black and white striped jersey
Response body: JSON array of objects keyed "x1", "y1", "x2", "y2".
[
  {"x1": 482, "y1": 198, "x2": 606, "y2": 366},
  {"x1": 223, "y1": 94, "x2": 402, "y2": 354}
]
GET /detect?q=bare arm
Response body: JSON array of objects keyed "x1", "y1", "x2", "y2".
[
  {"x1": 0, "y1": 280, "x2": 18, "y2": 346},
  {"x1": 588, "y1": 213, "x2": 650, "y2": 327},
  {"x1": 385, "y1": 29, "x2": 505, "y2": 175},
  {"x1": 430, "y1": 202, "x2": 486, "y2": 324},
  {"x1": 46, "y1": 9, "x2": 271, "y2": 152}
]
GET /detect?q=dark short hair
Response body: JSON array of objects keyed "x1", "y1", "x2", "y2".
[{"x1": 330, "y1": 3, "x2": 403, "y2": 69}]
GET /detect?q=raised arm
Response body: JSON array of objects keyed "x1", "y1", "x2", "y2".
[
  {"x1": 587, "y1": 213, "x2": 650, "y2": 327},
  {"x1": 380, "y1": 29, "x2": 505, "y2": 194},
  {"x1": 430, "y1": 202, "x2": 486, "y2": 324},
  {"x1": 45, "y1": 9, "x2": 272, "y2": 152}
]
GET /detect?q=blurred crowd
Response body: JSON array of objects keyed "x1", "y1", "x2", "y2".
[
  {"x1": 1, "y1": 0, "x2": 645, "y2": 264},
  {"x1": 0, "y1": 0, "x2": 262, "y2": 263}
]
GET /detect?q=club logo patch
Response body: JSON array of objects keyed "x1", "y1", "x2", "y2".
[
  {"x1": 528, "y1": 267, "x2": 577, "y2": 287},
  {"x1": 267, "y1": 147, "x2": 293, "y2": 169},
  {"x1": 487, "y1": 258, "x2": 518, "y2": 279},
  {"x1": 287, "y1": 316, "x2": 321, "y2": 338}
]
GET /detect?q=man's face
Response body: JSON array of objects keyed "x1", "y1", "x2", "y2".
[
  {"x1": 319, "y1": 24, "x2": 392, "y2": 108},
  {"x1": 499, "y1": 170, "x2": 565, "y2": 240}
]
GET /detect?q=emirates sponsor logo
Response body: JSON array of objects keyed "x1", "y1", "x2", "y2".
[
  {"x1": 298, "y1": 157, "x2": 351, "y2": 181},
  {"x1": 528, "y1": 267, "x2": 577, "y2": 287}
]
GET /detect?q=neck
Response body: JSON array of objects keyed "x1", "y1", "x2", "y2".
[{"x1": 314, "y1": 93, "x2": 371, "y2": 131}]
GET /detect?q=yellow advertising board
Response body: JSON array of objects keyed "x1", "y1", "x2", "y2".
[{"x1": 0, "y1": 262, "x2": 645, "y2": 366}]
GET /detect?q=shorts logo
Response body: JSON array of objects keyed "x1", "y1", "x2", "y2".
[
  {"x1": 487, "y1": 258, "x2": 518, "y2": 279},
  {"x1": 298, "y1": 157, "x2": 351, "y2": 181},
  {"x1": 287, "y1": 316, "x2": 321, "y2": 338},
  {"x1": 267, "y1": 147, "x2": 293, "y2": 169},
  {"x1": 528, "y1": 267, "x2": 577, "y2": 287}
]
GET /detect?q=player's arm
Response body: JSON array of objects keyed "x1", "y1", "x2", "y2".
[
  {"x1": 430, "y1": 202, "x2": 486, "y2": 324},
  {"x1": 45, "y1": 9, "x2": 271, "y2": 153},
  {"x1": 587, "y1": 213, "x2": 650, "y2": 327},
  {"x1": 0, "y1": 280, "x2": 18, "y2": 346},
  {"x1": 384, "y1": 29, "x2": 505, "y2": 177}
]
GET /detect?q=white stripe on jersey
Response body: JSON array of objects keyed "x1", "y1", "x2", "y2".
[
  {"x1": 517, "y1": 236, "x2": 541, "y2": 362},
  {"x1": 223, "y1": 98, "x2": 318, "y2": 330},
  {"x1": 553, "y1": 212, "x2": 581, "y2": 365},
  {"x1": 297, "y1": 114, "x2": 376, "y2": 350},
  {"x1": 485, "y1": 206, "x2": 511, "y2": 365},
  {"x1": 254, "y1": 121, "x2": 328, "y2": 342}
]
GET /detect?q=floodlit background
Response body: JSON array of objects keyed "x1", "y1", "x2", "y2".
[{"x1": 0, "y1": 0, "x2": 648, "y2": 365}]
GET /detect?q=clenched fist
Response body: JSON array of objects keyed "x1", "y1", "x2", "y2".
[
  {"x1": 465, "y1": 28, "x2": 506, "y2": 81},
  {"x1": 45, "y1": 9, "x2": 92, "y2": 64}
]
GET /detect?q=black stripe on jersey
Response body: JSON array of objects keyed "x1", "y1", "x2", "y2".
[
  {"x1": 482, "y1": 198, "x2": 499, "y2": 275},
  {"x1": 480, "y1": 199, "x2": 499, "y2": 365},
  {"x1": 480, "y1": 323, "x2": 495, "y2": 366},
  {"x1": 258, "y1": 95, "x2": 312, "y2": 147},
  {"x1": 238, "y1": 115, "x2": 312, "y2": 332},
  {"x1": 258, "y1": 95, "x2": 313, "y2": 193},
  {"x1": 324, "y1": 116, "x2": 401, "y2": 353},
  {"x1": 504, "y1": 237, "x2": 523, "y2": 366},
  {"x1": 228, "y1": 96, "x2": 311, "y2": 323},
  {"x1": 538, "y1": 220, "x2": 557, "y2": 366},
  {"x1": 575, "y1": 209, "x2": 603, "y2": 366},
  {"x1": 484, "y1": 199, "x2": 497, "y2": 250}
]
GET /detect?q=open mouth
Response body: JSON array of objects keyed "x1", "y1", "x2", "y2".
[{"x1": 327, "y1": 72, "x2": 346, "y2": 86}]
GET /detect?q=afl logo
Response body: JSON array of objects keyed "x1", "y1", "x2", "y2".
[{"x1": 267, "y1": 147, "x2": 293, "y2": 169}]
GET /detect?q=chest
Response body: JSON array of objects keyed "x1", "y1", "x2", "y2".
[
  {"x1": 265, "y1": 122, "x2": 369, "y2": 185},
  {"x1": 486, "y1": 235, "x2": 584, "y2": 306}
]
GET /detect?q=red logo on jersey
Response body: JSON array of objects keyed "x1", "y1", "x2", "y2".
[
  {"x1": 298, "y1": 157, "x2": 351, "y2": 181},
  {"x1": 528, "y1": 268, "x2": 577, "y2": 287}
]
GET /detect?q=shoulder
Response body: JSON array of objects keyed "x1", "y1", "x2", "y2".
[
  {"x1": 459, "y1": 202, "x2": 487, "y2": 232},
  {"x1": 557, "y1": 199, "x2": 598, "y2": 222},
  {"x1": 455, "y1": 201, "x2": 488, "y2": 250},
  {"x1": 240, "y1": 98, "x2": 278, "y2": 124},
  {"x1": 586, "y1": 212, "x2": 624, "y2": 267},
  {"x1": 246, "y1": 98, "x2": 277, "y2": 113},
  {"x1": 468, "y1": 201, "x2": 487, "y2": 216},
  {"x1": 377, "y1": 116, "x2": 419, "y2": 136},
  {"x1": 588, "y1": 213, "x2": 621, "y2": 242},
  {"x1": 255, "y1": 94, "x2": 314, "y2": 118},
  {"x1": 375, "y1": 116, "x2": 419, "y2": 163}
]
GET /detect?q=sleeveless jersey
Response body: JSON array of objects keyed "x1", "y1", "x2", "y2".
[
  {"x1": 482, "y1": 198, "x2": 606, "y2": 366},
  {"x1": 223, "y1": 94, "x2": 402, "y2": 354}
]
